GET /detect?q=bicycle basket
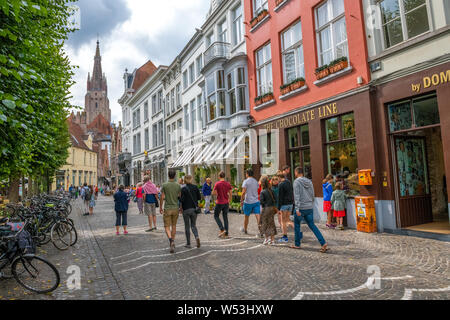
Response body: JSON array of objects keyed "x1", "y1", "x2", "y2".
[
  {"x1": 7, "y1": 222, "x2": 24, "y2": 232},
  {"x1": 17, "y1": 230, "x2": 36, "y2": 254}
]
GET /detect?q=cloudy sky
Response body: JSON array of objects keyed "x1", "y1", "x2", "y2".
[{"x1": 65, "y1": 0, "x2": 210, "y2": 123}]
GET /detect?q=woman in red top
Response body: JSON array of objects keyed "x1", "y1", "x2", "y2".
[{"x1": 136, "y1": 182, "x2": 144, "y2": 215}]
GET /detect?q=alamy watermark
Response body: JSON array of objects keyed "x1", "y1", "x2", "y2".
[{"x1": 67, "y1": 4, "x2": 81, "y2": 30}]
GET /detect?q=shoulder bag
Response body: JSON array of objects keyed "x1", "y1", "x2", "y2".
[{"x1": 185, "y1": 186, "x2": 201, "y2": 214}]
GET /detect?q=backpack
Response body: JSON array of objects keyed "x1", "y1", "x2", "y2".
[{"x1": 84, "y1": 187, "x2": 91, "y2": 200}]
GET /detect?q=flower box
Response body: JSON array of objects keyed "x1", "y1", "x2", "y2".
[
  {"x1": 262, "y1": 93, "x2": 273, "y2": 103},
  {"x1": 328, "y1": 57, "x2": 348, "y2": 74},
  {"x1": 275, "y1": 0, "x2": 285, "y2": 6},
  {"x1": 280, "y1": 85, "x2": 290, "y2": 96},
  {"x1": 254, "y1": 96, "x2": 262, "y2": 106},
  {"x1": 251, "y1": 9, "x2": 269, "y2": 28},
  {"x1": 290, "y1": 78, "x2": 305, "y2": 91},
  {"x1": 250, "y1": 17, "x2": 258, "y2": 28},
  {"x1": 315, "y1": 66, "x2": 330, "y2": 80}
]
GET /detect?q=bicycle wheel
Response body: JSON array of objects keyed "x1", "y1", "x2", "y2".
[
  {"x1": 67, "y1": 219, "x2": 78, "y2": 246},
  {"x1": 0, "y1": 258, "x2": 13, "y2": 279},
  {"x1": 50, "y1": 222, "x2": 72, "y2": 251},
  {"x1": 12, "y1": 255, "x2": 60, "y2": 293}
]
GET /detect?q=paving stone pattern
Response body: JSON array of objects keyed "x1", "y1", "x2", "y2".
[{"x1": 0, "y1": 195, "x2": 449, "y2": 300}]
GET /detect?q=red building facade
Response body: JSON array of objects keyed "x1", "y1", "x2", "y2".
[{"x1": 244, "y1": 0, "x2": 375, "y2": 228}]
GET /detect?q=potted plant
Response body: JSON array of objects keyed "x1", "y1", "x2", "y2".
[
  {"x1": 280, "y1": 83, "x2": 290, "y2": 95},
  {"x1": 290, "y1": 77, "x2": 305, "y2": 91},
  {"x1": 275, "y1": 0, "x2": 285, "y2": 6},
  {"x1": 255, "y1": 95, "x2": 262, "y2": 106},
  {"x1": 250, "y1": 16, "x2": 258, "y2": 28},
  {"x1": 315, "y1": 64, "x2": 330, "y2": 80},
  {"x1": 328, "y1": 56, "x2": 348, "y2": 74},
  {"x1": 262, "y1": 92, "x2": 273, "y2": 103}
]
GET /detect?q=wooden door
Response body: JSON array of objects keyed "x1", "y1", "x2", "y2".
[{"x1": 394, "y1": 136, "x2": 433, "y2": 227}]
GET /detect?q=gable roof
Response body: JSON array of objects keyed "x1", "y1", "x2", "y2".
[
  {"x1": 68, "y1": 121, "x2": 91, "y2": 151},
  {"x1": 87, "y1": 113, "x2": 112, "y2": 136},
  {"x1": 131, "y1": 60, "x2": 158, "y2": 91}
]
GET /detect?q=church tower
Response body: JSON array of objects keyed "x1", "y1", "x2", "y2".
[{"x1": 85, "y1": 40, "x2": 111, "y2": 124}]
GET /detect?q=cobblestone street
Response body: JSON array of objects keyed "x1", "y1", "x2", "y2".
[{"x1": 1, "y1": 195, "x2": 449, "y2": 300}]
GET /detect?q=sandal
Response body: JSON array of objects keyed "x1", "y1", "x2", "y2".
[
  {"x1": 290, "y1": 245, "x2": 301, "y2": 249},
  {"x1": 320, "y1": 244, "x2": 329, "y2": 253}
]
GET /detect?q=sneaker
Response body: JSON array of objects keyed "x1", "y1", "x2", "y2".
[
  {"x1": 124, "y1": 231, "x2": 128, "y2": 235},
  {"x1": 152, "y1": 227, "x2": 157, "y2": 231},
  {"x1": 326, "y1": 224, "x2": 335, "y2": 229},
  {"x1": 263, "y1": 239, "x2": 269, "y2": 245},
  {"x1": 116, "y1": 232, "x2": 120, "y2": 235},
  {"x1": 218, "y1": 230, "x2": 226, "y2": 238},
  {"x1": 145, "y1": 229, "x2": 153, "y2": 232},
  {"x1": 170, "y1": 241, "x2": 175, "y2": 253},
  {"x1": 240, "y1": 227, "x2": 248, "y2": 235},
  {"x1": 196, "y1": 238, "x2": 201, "y2": 248},
  {"x1": 278, "y1": 237, "x2": 288, "y2": 243},
  {"x1": 184, "y1": 244, "x2": 192, "y2": 249}
]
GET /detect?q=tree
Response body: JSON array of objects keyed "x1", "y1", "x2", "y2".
[{"x1": 0, "y1": 0, "x2": 77, "y2": 199}]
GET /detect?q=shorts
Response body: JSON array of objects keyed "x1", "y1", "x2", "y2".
[
  {"x1": 163, "y1": 209, "x2": 179, "y2": 227},
  {"x1": 144, "y1": 202, "x2": 156, "y2": 216},
  {"x1": 323, "y1": 201, "x2": 332, "y2": 212},
  {"x1": 333, "y1": 210, "x2": 346, "y2": 218},
  {"x1": 280, "y1": 204, "x2": 293, "y2": 212},
  {"x1": 243, "y1": 202, "x2": 261, "y2": 216}
]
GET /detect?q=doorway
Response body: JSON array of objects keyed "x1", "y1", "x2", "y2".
[{"x1": 388, "y1": 93, "x2": 448, "y2": 229}]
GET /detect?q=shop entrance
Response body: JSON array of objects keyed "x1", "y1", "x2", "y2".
[{"x1": 389, "y1": 93, "x2": 449, "y2": 230}]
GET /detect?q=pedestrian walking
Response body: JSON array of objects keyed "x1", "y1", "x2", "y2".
[
  {"x1": 160, "y1": 170, "x2": 182, "y2": 253},
  {"x1": 212, "y1": 171, "x2": 232, "y2": 238},
  {"x1": 240, "y1": 169, "x2": 261, "y2": 236},
  {"x1": 259, "y1": 176, "x2": 278, "y2": 245},
  {"x1": 114, "y1": 185, "x2": 129, "y2": 235},
  {"x1": 331, "y1": 181, "x2": 347, "y2": 230},
  {"x1": 323, "y1": 174, "x2": 336, "y2": 229},
  {"x1": 81, "y1": 183, "x2": 91, "y2": 216},
  {"x1": 88, "y1": 185, "x2": 96, "y2": 215},
  {"x1": 291, "y1": 167, "x2": 328, "y2": 253},
  {"x1": 135, "y1": 182, "x2": 144, "y2": 215},
  {"x1": 143, "y1": 176, "x2": 159, "y2": 232},
  {"x1": 180, "y1": 175, "x2": 201, "y2": 249},
  {"x1": 202, "y1": 177, "x2": 213, "y2": 214},
  {"x1": 277, "y1": 171, "x2": 294, "y2": 243}
]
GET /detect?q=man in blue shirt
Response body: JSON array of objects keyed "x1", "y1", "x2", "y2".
[
  {"x1": 114, "y1": 185, "x2": 129, "y2": 235},
  {"x1": 202, "y1": 177, "x2": 213, "y2": 214}
]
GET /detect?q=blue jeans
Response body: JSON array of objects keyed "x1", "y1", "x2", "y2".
[{"x1": 294, "y1": 209, "x2": 326, "y2": 247}]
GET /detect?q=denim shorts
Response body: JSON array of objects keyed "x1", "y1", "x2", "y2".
[
  {"x1": 243, "y1": 202, "x2": 261, "y2": 216},
  {"x1": 280, "y1": 204, "x2": 293, "y2": 212}
]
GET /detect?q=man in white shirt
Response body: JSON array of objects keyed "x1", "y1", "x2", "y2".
[{"x1": 240, "y1": 169, "x2": 261, "y2": 236}]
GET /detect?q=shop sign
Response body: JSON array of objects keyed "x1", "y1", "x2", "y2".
[
  {"x1": 411, "y1": 69, "x2": 449, "y2": 93},
  {"x1": 265, "y1": 103, "x2": 338, "y2": 132}
]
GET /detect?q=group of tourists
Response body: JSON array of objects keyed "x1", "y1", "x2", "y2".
[
  {"x1": 70, "y1": 183, "x2": 99, "y2": 216},
  {"x1": 112, "y1": 165, "x2": 350, "y2": 254}
]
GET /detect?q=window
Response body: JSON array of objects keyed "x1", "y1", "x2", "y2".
[
  {"x1": 189, "y1": 99, "x2": 195, "y2": 133},
  {"x1": 184, "y1": 104, "x2": 189, "y2": 132},
  {"x1": 171, "y1": 89, "x2": 175, "y2": 113},
  {"x1": 325, "y1": 112, "x2": 359, "y2": 196},
  {"x1": 227, "y1": 67, "x2": 247, "y2": 114},
  {"x1": 177, "y1": 119, "x2": 183, "y2": 143},
  {"x1": 217, "y1": 70, "x2": 225, "y2": 116},
  {"x1": 144, "y1": 128, "x2": 149, "y2": 150},
  {"x1": 315, "y1": 0, "x2": 348, "y2": 66},
  {"x1": 165, "y1": 93, "x2": 170, "y2": 115},
  {"x1": 281, "y1": 20, "x2": 305, "y2": 85},
  {"x1": 144, "y1": 101, "x2": 149, "y2": 121},
  {"x1": 157, "y1": 90, "x2": 163, "y2": 112},
  {"x1": 158, "y1": 120, "x2": 164, "y2": 146},
  {"x1": 253, "y1": 0, "x2": 268, "y2": 16},
  {"x1": 256, "y1": 43, "x2": 273, "y2": 96},
  {"x1": 136, "y1": 108, "x2": 140, "y2": 126},
  {"x1": 197, "y1": 94, "x2": 203, "y2": 130},
  {"x1": 172, "y1": 122, "x2": 176, "y2": 150},
  {"x1": 176, "y1": 83, "x2": 181, "y2": 107},
  {"x1": 132, "y1": 111, "x2": 136, "y2": 128},
  {"x1": 134, "y1": 133, "x2": 141, "y2": 154},
  {"x1": 287, "y1": 125, "x2": 311, "y2": 180},
  {"x1": 189, "y1": 63, "x2": 195, "y2": 84},
  {"x1": 183, "y1": 71, "x2": 188, "y2": 89},
  {"x1": 388, "y1": 94, "x2": 439, "y2": 132},
  {"x1": 218, "y1": 19, "x2": 227, "y2": 42},
  {"x1": 152, "y1": 95, "x2": 157, "y2": 115},
  {"x1": 206, "y1": 32, "x2": 214, "y2": 47},
  {"x1": 206, "y1": 74, "x2": 216, "y2": 121},
  {"x1": 152, "y1": 124, "x2": 158, "y2": 148},
  {"x1": 167, "y1": 125, "x2": 171, "y2": 151},
  {"x1": 379, "y1": 0, "x2": 430, "y2": 49},
  {"x1": 196, "y1": 56, "x2": 203, "y2": 77},
  {"x1": 232, "y1": 4, "x2": 244, "y2": 46}
]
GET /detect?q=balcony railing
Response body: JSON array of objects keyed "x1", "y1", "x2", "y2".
[{"x1": 204, "y1": 42, "x2": 230, "y2": 66}]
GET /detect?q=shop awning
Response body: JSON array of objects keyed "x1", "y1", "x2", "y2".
[
  {"x1": 213, "y1": 135, "x2": 246, "y2": 163},
  {"x1": 179, "y1": 144, "x2": 204, "y2": 167},
  {"x1": 203, "y1": 142, "x2": 224, "y2": 163},
  {"x1": 193, "y1": 142, "x2": 217, "y2": 164},
  {"x1": 171, "y1": 147, "x2": 192, "y2": 168}
]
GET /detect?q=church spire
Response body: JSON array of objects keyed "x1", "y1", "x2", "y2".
[{"x1": 92, "y1": 40, "x2": 103, "y2": 83}]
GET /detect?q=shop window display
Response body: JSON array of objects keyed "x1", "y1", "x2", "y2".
[
  {"x1": 325, "y1": 113, "x2": 359, "y2": 196},
  {"x1": 287, "y1": 124, "x2": 311, "y2": 180}
]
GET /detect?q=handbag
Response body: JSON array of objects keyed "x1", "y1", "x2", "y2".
[{"x1": 185, "y1": 186, "x2": 201, "y2": 214}]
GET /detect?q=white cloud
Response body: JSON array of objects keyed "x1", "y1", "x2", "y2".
[{"x1": 66, "y1": 0, "x2": 210, "y2": 123}]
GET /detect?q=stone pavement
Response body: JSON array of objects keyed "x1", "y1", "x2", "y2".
[{"x1": 0, "y1": 194, "x2": 449, "y2": 300}]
